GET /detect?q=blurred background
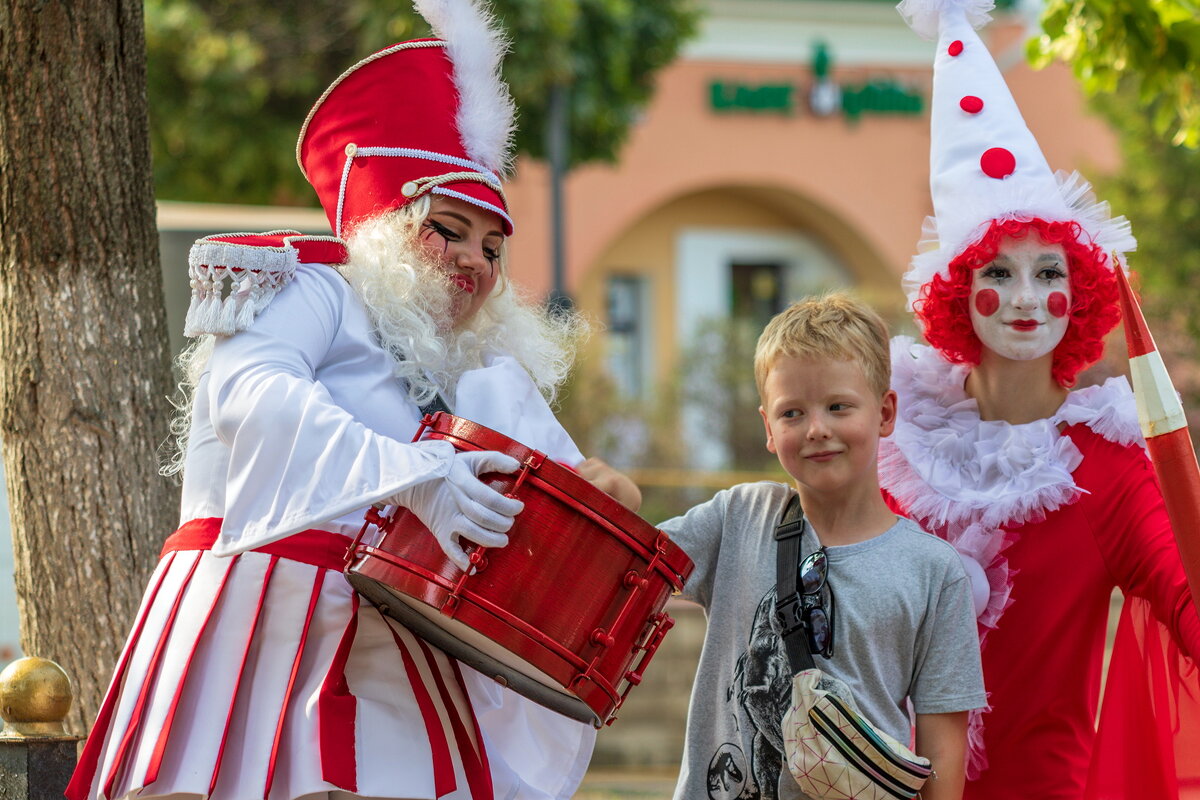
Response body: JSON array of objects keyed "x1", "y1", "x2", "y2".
[{"x1": 5, "y1": 0, "x2": 1200, "y2": 795}]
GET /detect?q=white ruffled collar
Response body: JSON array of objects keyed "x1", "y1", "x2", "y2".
[{"x1": 879, "y1": 336, "x2": 1143, "y2": 532}]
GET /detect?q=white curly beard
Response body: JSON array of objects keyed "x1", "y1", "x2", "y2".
[{"x1": 338, "y1": 206, "x2": 583, "y2": 408}]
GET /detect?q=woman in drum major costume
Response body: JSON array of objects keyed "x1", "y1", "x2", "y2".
[
  {"x1": 880, "y1": 1, "x2": 1200, "y2": 797},
  {"x1": 66, "y1": 1, "x2": 638, "y2": 798}
]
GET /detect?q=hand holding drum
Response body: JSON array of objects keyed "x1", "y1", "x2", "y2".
[
  {"x1": 575, "y1": 457, "x2": 643, "y2": 512},
  {"x1": 388, "y1": 450, "x2": 525, "y2": 570}
]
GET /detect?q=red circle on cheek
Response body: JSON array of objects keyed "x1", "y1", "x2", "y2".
[
  {"x1": 1047, "y1": 291, "x2": 1069, "y2": 318},
  {"x1": 974, "y1": 288, "x2": 1000, "y2": 317}
]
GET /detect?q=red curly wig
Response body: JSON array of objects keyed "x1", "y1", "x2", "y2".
[{"x1": 913, "y1": 217, "x2": 1120, "y2": 388}]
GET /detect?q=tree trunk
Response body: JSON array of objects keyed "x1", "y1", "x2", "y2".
[{"x1": 0, "y1": 0, "x2": 180, "y2": 734}]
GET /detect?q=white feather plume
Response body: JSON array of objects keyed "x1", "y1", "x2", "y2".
[
  {"x1": 415, "y1": 0, "x2": 517, "y2": 176},
  {"x1": 896, "y1": 0, "x2": 995, "y2": 40}
]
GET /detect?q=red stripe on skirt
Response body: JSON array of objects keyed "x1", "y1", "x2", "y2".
[
  {"x1": 382, "y1": 611, "x2": 458, "y2": 797},
  {"x1": 209, "y1": 554, "x2": 278, "y2": 796},
  {"x1": 142, "y1": 555, "x2": 238, "y2": 789},
  {"x1": 451, "y1": 659, "x2": 494, "y2": 786},
  {"x1": 102, "y1": 554, "x2": 203, "y2": 799},
  {"x1": 164, "y1": 518, "x2": 360, "y2": 794},
  {"x1": 415, "y1": 636, "x2": 494, "y2": 800},
  {"x1": 66, "y1": 552, "x2": 179, "y2": 800},
  {"x1": 319, "y1": 593, "x2": 360, "y2": 791},
  {"x1": 266, "y1": 567, "x2": 328, "y2": 797}
]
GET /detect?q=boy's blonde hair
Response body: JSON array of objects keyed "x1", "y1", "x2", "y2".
[{"x1": 754, "y1": 292, "x2": 892, "y2": 400}]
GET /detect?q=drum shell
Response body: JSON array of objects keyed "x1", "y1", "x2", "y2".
[{"x1": 345, "y1": 413, "x2": 694, "y2": 726}]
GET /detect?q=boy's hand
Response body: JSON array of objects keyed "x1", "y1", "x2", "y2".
[{"x1": 576, "y1": 457, "x2": 643, "y2": 512}]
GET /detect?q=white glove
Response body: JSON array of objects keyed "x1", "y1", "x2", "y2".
[{"x1": 389, "y1": 450, "x2": 525, "y2": 571}]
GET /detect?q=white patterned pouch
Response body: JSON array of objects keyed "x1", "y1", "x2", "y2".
[{"x1": 783, "y1": 669, "x2": 933, "y2": 800}]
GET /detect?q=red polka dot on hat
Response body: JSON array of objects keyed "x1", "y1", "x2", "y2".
[
  {"x1": 960, "y1": 96, "x2": 984, "y2": 114},
  {"x1": 948, "y1": 40, "x2": 964, "y2": 56},
  {"x1": 980, "y1": 147, "x2": 1016, "y2": 179}
]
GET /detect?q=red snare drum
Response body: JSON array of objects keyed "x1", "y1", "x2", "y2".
[{"x1": 344, "y1": 412, "x2": 694, "y2": 727}]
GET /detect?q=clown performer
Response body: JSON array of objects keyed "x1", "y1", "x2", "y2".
[
  {"x1": 65, "y1": 1, "x2": 642, "y2": 798},
  {"x1": 880, "y1": 0, "x2": 1200, "y2": 797}
]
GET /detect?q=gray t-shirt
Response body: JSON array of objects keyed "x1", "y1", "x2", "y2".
[{"x1": 661, "y1": 481, "x2": 986, "y2": 800}]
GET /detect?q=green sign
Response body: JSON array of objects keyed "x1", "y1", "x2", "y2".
[
  {"x1": 711, "y1": 81, "x2": 794, "y2": 113},
  {"x1": 708, "y1": 42, "x2": 924, "y2": 121},
  {"x1": 841, "y1": 81, "x2": 924, "y2": 120}
]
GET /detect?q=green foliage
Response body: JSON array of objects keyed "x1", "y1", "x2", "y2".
[
  {"x1": 1028, "y1": 0, "x2": 1200, "y2": 147},
  {"x1": 145, "y1": 0, "x2": 697, "y2": 203},
  {"x1": 1092, "y1": 83, "x2": 1200, "y2": 325},
  {"x1": 1090, "y1": 82, "x2": 1200, "y2": 406}
]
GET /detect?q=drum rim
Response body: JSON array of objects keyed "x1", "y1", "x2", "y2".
[{"x1": 422, "y1": 412, "x2": 693, "y2": 578}]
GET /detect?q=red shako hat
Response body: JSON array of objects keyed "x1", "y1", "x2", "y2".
[{"x1": 296, "y1": 0, "x2": 517, "y2": 236}]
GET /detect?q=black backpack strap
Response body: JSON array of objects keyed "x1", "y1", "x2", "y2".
[
  {"x1": 418, "y1": 391, "x2": 451, "y2": 417},
  {"x1": 775, "y1": 492, "x2": 816, "y2": 673},
  {"x1": 400, "y1": 361, "x2": 451, "y2": 417}
]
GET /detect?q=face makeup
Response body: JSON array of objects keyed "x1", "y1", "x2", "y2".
[{"x1": 968, "y1": 235, "x2": 1071, "y2": 362}]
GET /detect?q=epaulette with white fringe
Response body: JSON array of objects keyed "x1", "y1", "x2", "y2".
[{"x1": 185, "y1": 231, "x2": 347, "y2": 337}]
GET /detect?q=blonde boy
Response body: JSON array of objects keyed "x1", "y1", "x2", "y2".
[{"x1": 661, "y1": 293, "x2": 984, "y2": 800}]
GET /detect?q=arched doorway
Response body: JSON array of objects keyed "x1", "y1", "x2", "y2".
[{"x1": 575, "y1": 183, "x2": 900, "y2": 469}]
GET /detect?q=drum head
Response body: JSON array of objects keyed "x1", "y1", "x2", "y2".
[{"x1": 347, "y1": 571, "x2": 603, "y2": 728}]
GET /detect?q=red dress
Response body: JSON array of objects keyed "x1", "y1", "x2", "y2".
[{"x1": 880, "y1": 339, "x2": 1200, "y2": 799}]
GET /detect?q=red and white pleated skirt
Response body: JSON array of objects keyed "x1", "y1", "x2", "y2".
[{"x1": 67, "y1": 519, "x2": 594, "y2": 800}]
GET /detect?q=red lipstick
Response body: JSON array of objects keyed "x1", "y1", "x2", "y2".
[{"x1": 449, "y1": 274, "x2": 475, "y2": 294}]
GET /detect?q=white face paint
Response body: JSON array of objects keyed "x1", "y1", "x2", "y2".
[{"x1": 969, "y1": 234, "x2": 1071, "y2": 362}]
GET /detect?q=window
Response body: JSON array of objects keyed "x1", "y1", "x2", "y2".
[
  {"x1": 606, "y1": 275, "x2": 649, "y2": 398},
  {"x1": 730, "y1": 261, "x2": 784, "y2": 331}
]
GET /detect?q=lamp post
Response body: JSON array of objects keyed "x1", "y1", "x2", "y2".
[{"x1": 546, "y1": 82, "x2": 573, "y2": 315}]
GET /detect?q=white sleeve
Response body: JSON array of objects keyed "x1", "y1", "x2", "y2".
[{"x1": 204, "y1": 268, "x2": 454, "y2": 555}]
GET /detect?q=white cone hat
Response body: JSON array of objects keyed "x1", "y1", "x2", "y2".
[{"x1": 897, "y1": 0, "x2": 1135, "y2": 307}]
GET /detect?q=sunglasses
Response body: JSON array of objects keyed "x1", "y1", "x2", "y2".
[{"x1": 798, "y1": 547, "x2": 835, "y2": 658}]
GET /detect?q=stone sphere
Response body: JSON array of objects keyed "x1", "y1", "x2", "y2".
[{"x1": 0, "y1": 656, "x2": 73, "y2": 725}]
